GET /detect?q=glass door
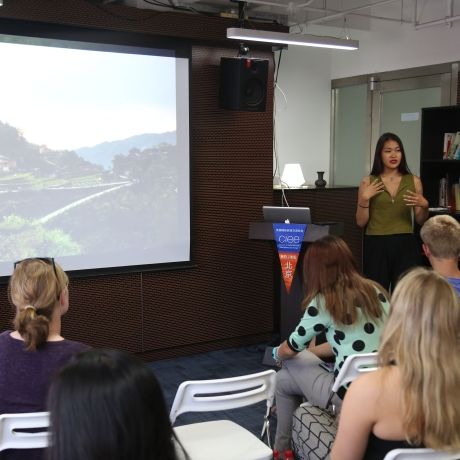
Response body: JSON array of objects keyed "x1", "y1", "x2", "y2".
[
  {"x1": 371, "y1": 75, "x2": 447, "y2": 176},
  {"x1": 331, "y1": 63, "x2": 458, "y2": 185}
]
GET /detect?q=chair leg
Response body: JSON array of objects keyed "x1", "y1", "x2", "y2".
[{"x1": 261, "y1": 409, "x2": 272, "y2": 448}]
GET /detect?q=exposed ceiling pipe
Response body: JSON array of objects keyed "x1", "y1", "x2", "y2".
[
  {"x1": 244, "y1": 0, "x2": 411, "y2": 24},
  {"x1": 246, "y1": 0, "x2": 336, "y2": 13},
  {"x1": 306, "y1": 0, "x2": 402, "y2": 25},
  {"x1": 415, "y1": 13, "x2": 460, "y2": 29},
  {"x1": 350, "y1": 12, "x2": 411, "y2": 23}
]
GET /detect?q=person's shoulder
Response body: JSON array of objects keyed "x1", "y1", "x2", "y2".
[
  {"x1": 0, "y1": 330, "x2": 15, "y2": 347},
  {"x1": 0, "y1": 332, "x2": 12, "y2": 356},
  {"x1": 302, "y1": 295, "x2": 331, "y2": 323},
  {"x1": 360, "y1": 175, "x2": 372, "y2": 186},
  {"x1": 60, "y1": 339, "x2": 90, "y2": 353},
  {"x1": 407, "y1": 174, "x2": 421, "y2": 185},
  {"x1": 447, "y1": 277, "x2": 460, "y2": 293},
  {"x1": 370, "y1": 281, "x2": 390, "y2": 303},
  {"x1": 347, "y1": 367, "x2": 385, "y2": 401},
  {"x1": 0, "y1": 330, "x2": 12, "y2": 340},
  {"x1": 49, "y1": 340, "x2": 90, "y2": 366},
  {"x1": 309, "y1": 294, "x2": 329, "y2": 314}
]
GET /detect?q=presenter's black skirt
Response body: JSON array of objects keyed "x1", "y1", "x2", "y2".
[{"x1": 363, "y1": 233, "x2": 421, "y2": 293}]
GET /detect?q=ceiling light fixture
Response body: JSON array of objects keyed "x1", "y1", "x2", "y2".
[{"x1": 227, "y1": 27, "x2": 359, "y2": 50}]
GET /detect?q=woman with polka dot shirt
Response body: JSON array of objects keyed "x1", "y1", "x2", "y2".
[{"x1": 273, "y1": 235, "x2": 389, "y2": 453}]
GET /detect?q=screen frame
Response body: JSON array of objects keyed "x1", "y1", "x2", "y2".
[{"x1": 0, "y1": 17, "x2": 194, "y2": 281}]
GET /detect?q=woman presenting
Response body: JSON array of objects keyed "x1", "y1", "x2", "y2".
[{"x1": 356, "y1": 132, "x2": 429, "y2": 292}]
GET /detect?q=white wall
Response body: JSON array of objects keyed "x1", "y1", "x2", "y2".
[
  {"x1": 274, "y1": 46, "x2": 332, "y2": 186},
  {"x1": 275, "y1": 18, "x2": 460, "y2": 185},
  {"x1": 332, "y1": 20, "x2": 460, "y2": 79}
]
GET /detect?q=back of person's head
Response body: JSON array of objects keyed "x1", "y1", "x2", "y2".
[
  {"x1": 379, "y1": 267, "x2": 460, "y2": 450},
  {"x1": 48, "y1": 348, "x2": 183, "y2": 460},
  {"x1": 8, "y1": 258, "x2": 68, "y2": 351},
  {"x1": 302, "y1": 235, "x2": 387, "y2": 324},
  {"x1": 370, "y1": 132, "x2": 411, "y2": 176},
  {"x1": 420, "y1": 214, "x2": 460, "y2": 259},
  {"x1": 303, "y1": 235, "x2": 358, "y2": 288}
]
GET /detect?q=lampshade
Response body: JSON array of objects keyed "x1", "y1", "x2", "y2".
[
  {"x1": 227, "y1": 28, "x2": 359, "y2": 50},
  {"x1": 281, "y1": 163, "x2": 305, "y2": 188}
]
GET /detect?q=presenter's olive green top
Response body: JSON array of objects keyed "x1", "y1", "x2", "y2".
[{"x1": 365, "y1": 174, "x2": 415, "y2": 235}]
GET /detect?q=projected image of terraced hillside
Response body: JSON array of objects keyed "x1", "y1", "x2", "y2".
[{"x1": 0, "y1": 121, "x2": 179, "y2": 262}]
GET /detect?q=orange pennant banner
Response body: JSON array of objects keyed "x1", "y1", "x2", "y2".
[
  {"x1": 272, "y1": 223, "x2": 307, "y2": 294},
  {"x1": 278, "y1": 251, "x2": 300, "y2": 294}
]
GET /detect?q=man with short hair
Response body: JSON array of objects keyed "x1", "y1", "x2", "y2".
[{"x1": 420, "y1": 214, "x2": 460, "y2": 294}]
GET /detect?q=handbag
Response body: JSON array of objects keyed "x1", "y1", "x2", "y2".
[{"x1": 291, "y1": 393, "x2": 338, "y2": 460}]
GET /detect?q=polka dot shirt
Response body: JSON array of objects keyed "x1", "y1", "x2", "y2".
[{"x1": 288, "y1": 290, "x2": 389, "y2": 397}]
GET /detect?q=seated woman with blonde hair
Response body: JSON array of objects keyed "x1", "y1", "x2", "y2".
[
  {"x1": 0, "y1": 258, "x2": 88, "y2": 460},
  {"x1": 331, "y1": 267, "x2": 460, "y2": 459}
]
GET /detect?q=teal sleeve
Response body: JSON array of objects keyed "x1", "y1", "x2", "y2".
[{"x1": 287, "y1": 296, "x2": 332, "y2": 353}]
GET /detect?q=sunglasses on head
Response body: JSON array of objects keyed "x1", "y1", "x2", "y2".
[{"x1": 14, "y1": 257, "x2": 58, "y2": 279}]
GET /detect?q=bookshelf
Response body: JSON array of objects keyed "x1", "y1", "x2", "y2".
[{"x1": 420, "y1": 105, "x2": 460, "y2": 209}]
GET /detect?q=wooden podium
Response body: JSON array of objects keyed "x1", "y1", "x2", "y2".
[{"x1": 249, "y1": 222, "x2": 344, "y2": 341}]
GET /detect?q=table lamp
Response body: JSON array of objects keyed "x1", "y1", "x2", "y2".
[{"x1": 281, "y1": 163, "x2": 305, "y2": 188}]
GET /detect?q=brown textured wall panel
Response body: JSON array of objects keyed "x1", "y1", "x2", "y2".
[
  {"x1": 0, "y1": 0, "x2": 277, "y2": 360},
  {"x1": 142, "y1": 45, "x2": 276, "y2": 355}
]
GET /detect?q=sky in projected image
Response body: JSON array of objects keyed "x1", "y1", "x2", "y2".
[
  {"x1": 0, "y1": 37, "x2": 190, "y2": 276},
  {"x1": 0, "y1": 42, "x2": 176, "y2": 150}
]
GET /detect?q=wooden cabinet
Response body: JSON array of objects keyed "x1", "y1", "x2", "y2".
[{"x1": 420, "y1": 105, "x2": 460, "y2": 207}]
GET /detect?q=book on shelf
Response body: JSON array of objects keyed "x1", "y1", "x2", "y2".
[
  {"x1": 444, "y1": 132, "x2": 455, "y2": 159},
  {"x1": 439, "y1": 177, "x2": 449, "y2": 207},
  {"x1": 455, "y1": 144, "x2": 460, "y2": 160},
  {"x1": 453, "y1": 183, "x2": 460, "y2": 212},
  {"x1": 445, "y1": 131, "x2": 460, "y2": 159}
]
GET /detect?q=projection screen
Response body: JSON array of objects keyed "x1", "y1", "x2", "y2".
[{"x1": 0, "y1": 21, "x2": 191, "y2": 278}]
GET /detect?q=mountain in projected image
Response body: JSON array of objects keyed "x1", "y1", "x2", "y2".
[
  {"x1": 0, "y1": 121, "x2": 102, "y2": 178},
  {"x1": 75, "y1": 131, "x2": 177, "y2": 169}
]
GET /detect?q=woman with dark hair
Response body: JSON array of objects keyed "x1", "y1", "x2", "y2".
[
  {"x1": 48, "y1": 348, "x2": 187, "y2": 460},
  {"x1": 331, "y1": 268, "x2": 460, "y2": 459},
  {"x1": 0, "y1": 258, "x2": 88, "y2": 460},
  {"x1": 272, "y1": 235, "x2": 389, "y2": 455},
  {"x1": 356, "y1": 132, "x2": 429, "y2": 291}
]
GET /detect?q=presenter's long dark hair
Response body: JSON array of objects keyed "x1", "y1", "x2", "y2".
[{"x1": 48, "y1": 348, "x2": 187, "y2": 460}]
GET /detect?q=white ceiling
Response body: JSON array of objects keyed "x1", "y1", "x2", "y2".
[{"x1": 120, "y1": 0, "x2": 460, "y2": 32}]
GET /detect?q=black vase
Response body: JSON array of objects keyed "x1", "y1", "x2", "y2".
[{"x1": 315, "y1": 171, "x2": 327, "y2": 188}]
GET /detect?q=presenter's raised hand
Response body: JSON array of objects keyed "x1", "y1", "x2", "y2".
[
  {"x1": 361, "y1": 178, "x2": 385, "y2": 202},
  {"x1": 403, "y1": 190, "x2": 429, "y2": 208}
]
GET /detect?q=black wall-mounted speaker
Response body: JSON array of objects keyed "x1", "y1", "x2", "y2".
[{"x1": 219, "y1": 57, "x2": 269, "y2": 112}]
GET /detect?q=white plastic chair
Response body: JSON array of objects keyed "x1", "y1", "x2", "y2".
[
  {"x1": 384, "y1": 448, "x2": 460, "y2": 459},
  {"x1": 170, "y1": 369, "x2": 276, "y2": 460},
  {"x1": 299, "y1": 352, "x2": 379, "y2": 415},
  {"x1": 331, "y1": 352, "x2": 379, "y2": 393},
  {"x1": 0, "y1": 411, "x2": 50, "y2": 451}
]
